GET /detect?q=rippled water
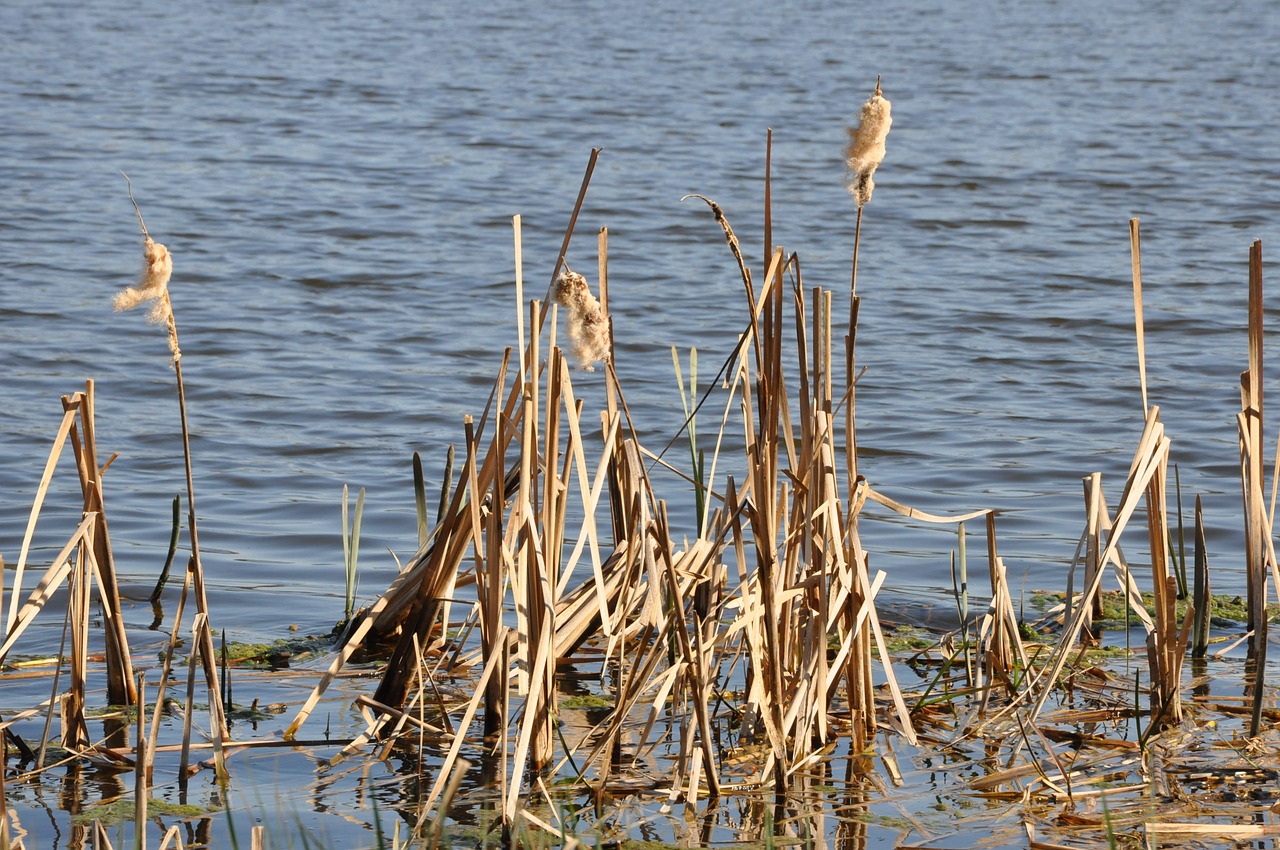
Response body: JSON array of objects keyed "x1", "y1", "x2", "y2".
[{"x1": 3, "y1": 0, "x2": 1279, "y2": 647}]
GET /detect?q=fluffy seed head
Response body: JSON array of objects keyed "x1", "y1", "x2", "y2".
[
  {"x1": 114, "y1": 236, "x2": 173, "y2": 321},
  {"x1": 553, "y1": 267, "x2": 611, "y2": 371},
  {"x1": 114, "y1": 235, "x2": 180, "y2": 359},
  {"x1": 844, "y1": 80, "x2": 892, "y2": 207}
]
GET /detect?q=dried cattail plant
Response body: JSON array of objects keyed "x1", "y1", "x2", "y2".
[
  {"x1": 112, "y1": 173, "x2": 228, "y2": 750},
  {"x1": 844, "y1": 77, "x2": 892, "y2": 209},
  {"x1": 553, "y1": 266, "x2": 610, "y2": 371},
  {"x1": 844, "y1": 77, "x2": 891, "y2": 483},
  {"x1": 115, "y1": 173, "x2": 180, "y2": 360}
]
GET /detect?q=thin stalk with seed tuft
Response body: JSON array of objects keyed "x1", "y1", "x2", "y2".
[{"x1": 114, "y1": 174, "x2": 226, "y2": 745}]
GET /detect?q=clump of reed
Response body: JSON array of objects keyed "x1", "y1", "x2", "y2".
[
  {"x1": 0, "y1": 380, "x2": 136, "y2": 744},
  {"x1": 275, "y1": 120, "x2": 946, "y2": 838}
]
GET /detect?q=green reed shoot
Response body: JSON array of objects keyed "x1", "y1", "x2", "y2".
[
  {"x1": 1172, "y1": 464, "x2": 1188, "y2": 598},
  {"x1": 220, "y1": 628, "x2": 232, "y2": 714},
  {"x1": 412, "y1": 452, "x2": 429, "y2": 549},
  {"x1": 950, "y1": 521, "x2": 972, "y2": 685},
  {"x1": 1192, "y1": 494, "x2": 1211, "y2": 657},
  {"x1": 149, "y1": 494, "x2": 182, "y2": 604},
  {"x1": 671, "y1": 346, "x2": 707, "y2": 534},
  {"x1": 342, "y1": 484, "x2": 366, "y2": 622}
]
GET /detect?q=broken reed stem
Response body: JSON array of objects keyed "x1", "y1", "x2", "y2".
[
  {"x1": 4, "y1": 404, "x2": 76, "y2": 639},
  {"x1": 2, "y1": 389, "x2": 136, "y2": 707},
  {"x1": 135, "y1": 672, "x2": 148, "y2": 850},
  {"x1": 1143, "y1": 436, "x2": 1182, "y2": 727},
  {"x1": 66, "y1": 530, "x2": 91, "y2": 750},
  {"x1": 0, "y1": 735, "x2": 6, "y2": 849},
  {"x1": 64, "y1": 383, "x2": 136, "y2": 707},
  {"x1": 1191, "y1": 495, "x2": 1211, "y2": 657},
  {"x1": 1245, "y1": 239, "x2": 1268, "y2": 737},
  {"x1": 1131, "y1": 219, "x2": 1149, "y2": 416},
  {"x1": 544, "y1": 147, "x2": 602, "y2": 308}
]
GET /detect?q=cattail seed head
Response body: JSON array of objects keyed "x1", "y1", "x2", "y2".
[
  {"x1": 844, "y1": 80, "x2": 892, "y2": 208},
  {"x1": 114, "y1": 235, "x2": 180, "y2": 359},
  {"x1": 553, "y1": 267, "x2": 610, "y2": 371},
  {"x1": 113, "y1": 236, "x2": 172, "y2": 316}
]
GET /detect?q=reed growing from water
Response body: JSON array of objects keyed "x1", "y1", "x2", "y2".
[
  {"x1": 0, "y1": 382, "x2": 136, "y2": 717},
  {"x1": 113, "y1": 176, "x2": 228, "y2": 758}
]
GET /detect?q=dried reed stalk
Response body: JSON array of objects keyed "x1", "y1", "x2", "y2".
[
  {"x1": 2, "y1": 389, "x2": 135, "y2": 706},
  {"x1": 654, "y1": 507, "x2": 721, "y2": 798},
  {"x1": 1142, "y1": 427, "x2": 1182, "y2": 728},
  {"x1": 1191, "y1": 495, "x2": 1211, "y2": 657},
  {"x1": 0, "y1": 735, "x2": 7, "y2": 848},
  {"x1": 64, "y1": 527, "x2": 91, "y2": 750},
  {"x1": 115, "y1": 178, "x2": 224, "y2": 739},
  {"x1": 1240, "y1": 238, "x2": 1269, "y2": 736},
  {"x1": 156, "y1": 826, "x2": 186, "y2": 850},
  {"x1": 0, "y1": 516, "x2": 92, "y2": 661},
  {"x1": 545, "y1": 148, "x2": 601, "y2": 302},
  {"x1": 1124, "y1": 222, "x2": 1188, "y2": 729},
  {"x1": 1079, "y1": 473, "x2": 1104, "y2": 645},
  {"x1": 1130, "y1": 219, "x2": 1149, "y2": 415},
  {"x1": 62, "y1": 384, "x2": 135, "y2": 706},
  {"x1": 134, "y1": 672, "x2": 147, "y2": 850},
  {"x1": 506, "y1": 315, "x2": 557, "y2": 787}
]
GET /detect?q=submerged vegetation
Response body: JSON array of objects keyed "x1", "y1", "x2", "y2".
[{"x1": 4, "y1": 82, "x2": 1280, "y2": 849}]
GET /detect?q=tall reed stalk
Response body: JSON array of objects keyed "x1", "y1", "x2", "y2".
[
  {"x1": 1240, "y1": 239, "x2": 1270, "y2": 737},
  {"x1": 114, "y1": 176, "x2": 226, "y2": 745}
]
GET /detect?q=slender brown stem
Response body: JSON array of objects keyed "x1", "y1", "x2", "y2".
[
  {"x1": 544, "y1": 147, "x2": 602, "y2": 309},
  {"x1": 175, "y1": 353, "x2": 228, "y2": 746},
  {"x1": 850, "y1": 205, "x2": 864, "y2": 306}
]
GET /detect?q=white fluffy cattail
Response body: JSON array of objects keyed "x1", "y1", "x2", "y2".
[
  {"x1": 844, "y1": 79, "x2": 892, "y2": 208},
  {"x1": 114, "y1": 236, "x2": 172, "y2": 321},
  {"x1": 553, "y1": 267, "x2": 610, "y2": 371},
  {"x1": 115, "y1": 175, "x2": 181, "y2": 359},
  {"x1": 114, "y1": 234, "x2": 180, "y2": 359}
]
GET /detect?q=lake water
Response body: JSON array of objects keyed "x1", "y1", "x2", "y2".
[{"x1": 2, "y1": 0, "x2": 1280, "y2": 838}]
